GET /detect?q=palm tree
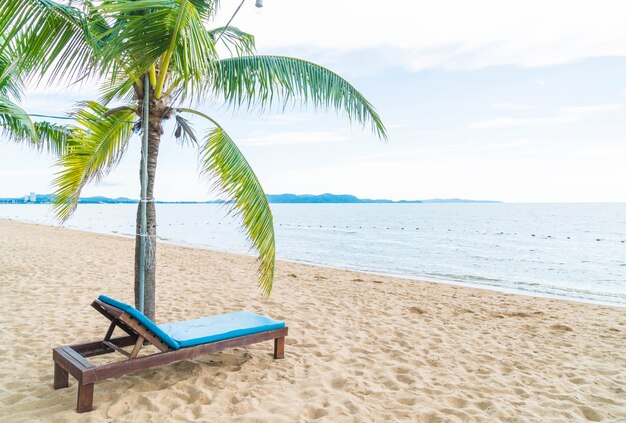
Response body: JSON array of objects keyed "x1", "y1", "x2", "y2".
[
  {"x1": 1, "y1": 0, "x2": 386, "y2": 320},
  {"x1": 0, "y1": 39, "x2": 68, "y2": 153}
]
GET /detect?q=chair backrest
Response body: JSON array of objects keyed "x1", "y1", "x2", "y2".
[{"x1": 95, "y1": 295, "x2": 181, "y2": 350}]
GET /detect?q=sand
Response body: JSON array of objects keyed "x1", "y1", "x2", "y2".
[{"x1": 0, "y1": 218, "x2": 624, "y2": 422}]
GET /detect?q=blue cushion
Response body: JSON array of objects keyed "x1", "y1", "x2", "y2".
[
  {"x1": 158, "y1": 311, "x2": 286, "y2": 348},
  {"x1": 98, "y1": 295, "x2": 181, "y2": 350},
  {"x1": 98, "y1": 295, "x2": 285, "y2": 350}
]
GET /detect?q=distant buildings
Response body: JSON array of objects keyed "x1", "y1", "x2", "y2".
[
  {"x1": 0, "y1": 192, "x2": 41, "y2": 204},
  {"x1": 21, "y1": 192, "x2": 36, "y2": 202}
]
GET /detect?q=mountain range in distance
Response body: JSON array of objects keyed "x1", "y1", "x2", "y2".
[
  {"x1": 265, "y1": 194, "x2": 500, "y2": 204},
  {"x1": 0, "y1": 193, "x2": 501, "y2": 204}
]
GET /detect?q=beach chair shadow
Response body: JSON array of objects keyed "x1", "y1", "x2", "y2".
[{"x1": 52, "y1": 295, "x2": 288, "y2": 413}]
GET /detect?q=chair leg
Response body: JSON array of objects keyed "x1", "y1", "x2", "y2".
[
  {"x1": 77, "y1": 383, "x2": 94, "y2": 413},
  {"x1": 53, "y1": 362, "x2": 69, "y2": 389},
  {"x1": 273, "y1": 337, "x2": 285, "y2": 359},
  {"x1": 129, "y1": 335, "x2": 145, "y2": 359}
]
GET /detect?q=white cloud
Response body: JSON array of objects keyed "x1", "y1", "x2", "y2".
[
  {"x1": 385, "y1": 122, "x2": 410, "y2": 130},
  {"x1": 469, "y1": 103, "x2": 623, "y2": 129},
  {"x1": 469, "y1": 115, "x2": 577, "y2": 129},
  {"x1": 493, "y1": 103, "x2": 535, "y2": 110},
  {"x1": 237, "y1": 130, "x2": 349, "y2": 146},
  {"x1": 247, "y1": 112, "x2": 318, "y2": 126},
  {"x1": 559, "y1": 104, "x2": 623, "y2": 114},
  {"x1": 227, "y1": 0, "x2": 626, "y2": 70}
]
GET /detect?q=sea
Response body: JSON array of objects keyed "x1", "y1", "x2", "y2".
[{"x1": 1, "y1": 202, "x2": 625, "y2": 307}]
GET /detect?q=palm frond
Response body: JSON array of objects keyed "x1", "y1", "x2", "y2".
[
  {"x1": 0, "y1": 0, "x2": 98, "y2": 84},
  {"x1": 95, "y1": 0, "x2": 178, "y2": 79},
  {"x1": 0, "y1": 96, "x2": 37, "y2": 143},
  {"x1": 209, "y1": 55, "x2": 387, "y2": 139},
  {"x1": 0, "y1": 43, "x2": 24, "y2": 100},
  {"x1": 198, "y1": 120, "x2": 275, "y2": 295},
  {"x1": 0, "y1": 97, "x2": 70, "y2": 154},
  {"x1": 33, "y1": 121, "x2": 71, "y2": 155},
  {"x1": 94, "y1": 0, "x2": 217, "y2": 97},
  {"x1": 99, "y1": 74, "x2": 141, "y2": 106},
  {"x1": 0, "y1": 43, "x2": 70, "y2": 153},
  {"x1": 188, "y1": 0, "x2": 220, "y2": 20},
  {"x1": 52, "y1": 101, "x2": 136, "y2": 221},
  {"x1": 209, "y1": 26, "x2": 255, "y2": 57},
  {"x1": 167, "y1": 3, "x2": 218, "y2": 98}
]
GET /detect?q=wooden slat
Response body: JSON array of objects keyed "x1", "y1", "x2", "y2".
[
  {"x1": 103, "y1": 319, "x2": 117, "y2": 341},
  {"x1": 63, "y1": 347, "x2": 95, "y2": 369},
  {"x1": 71, "y1": 336, "x2": 137, "y2": 357},
  {"x1": 91, "y1": 301, "x2": 137, "y2": 339},
  {"x1": 129, "y1": 336, "x2": 145, "y2": 359},
  {"x1": 90, "y1": 300, "x2": 171, "y2": 352},
  {"x1": 90, "y1": 327, "x2": 288, "y2": 383},
  {"x1": 91, "y1": 300, "x2": 123, "y2": 319},
  {"x1": 116, "y1": 313, "x2": 171, "y2": 352},
  {"x1": 53, "y1": 348, "x2": 89, "y2": 383},
  {"x1": 102, "y1": 341, "x2": 131, "y2": 358}
]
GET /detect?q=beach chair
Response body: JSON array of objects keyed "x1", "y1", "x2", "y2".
[{"x1": 52, "y1": 295, "x2": 288, "y2": 413}]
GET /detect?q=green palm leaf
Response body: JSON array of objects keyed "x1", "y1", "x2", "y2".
[
  {"x1": 95, "y1": 0, "x2": 216, "y2": 96},
  {"x1": 209, "y1": 26, "x2": 255, "y2": 57},
  {"x1": 33, "y1": 121, "x2": 71, "y2": 155},
  {"x1": 198, "y1": 120, "x2": 275, "y2": 295},
  {"x1": 0, "y1": 96, "x2": 37, "y2": 143},
  {"x1": 99, "y1": 74, "x2": 141, "y2": 106},
  {"x1": 0, "y1": 98, "x2": 69, "y2": 153},
  {"x1": 210, "y1": 55, "x2": 387, "y2": 139},
  {"x1": 0, "y1": 41, "x2": 24, "y2": 100},
  {"x1": 0, "y1": 0, "x2": 98, "y2": 83},
  {"x1": 0, "y1": 34, "x2": 70, "y2": 153},
  {"x1": 52, "y1": 101, "x2": 136, "y2": 221}
]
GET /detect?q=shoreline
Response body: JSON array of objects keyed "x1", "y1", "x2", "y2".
[
  {"x1": 1, "y1": 218, "x2": 625, "y2": 422},
  {"x1": 2, "y1": 216, "x2": 624, "y2": 309}
]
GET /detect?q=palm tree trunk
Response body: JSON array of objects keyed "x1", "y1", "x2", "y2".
[{"x1": 134, "y1": 93, "x2": 163, "y2": 321}]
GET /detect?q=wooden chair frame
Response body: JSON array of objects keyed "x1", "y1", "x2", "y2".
[{"x1": 53, "y1": 299, "x2": 288, "y2": 413}]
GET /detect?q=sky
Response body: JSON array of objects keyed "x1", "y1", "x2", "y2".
[{"x1": 2, "y1": 0, "x2": 626, "y2": 202}]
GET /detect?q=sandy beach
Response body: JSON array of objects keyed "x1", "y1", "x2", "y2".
[{"x1": 0, "y1": 218, "x2": 624, "y2": 422}]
